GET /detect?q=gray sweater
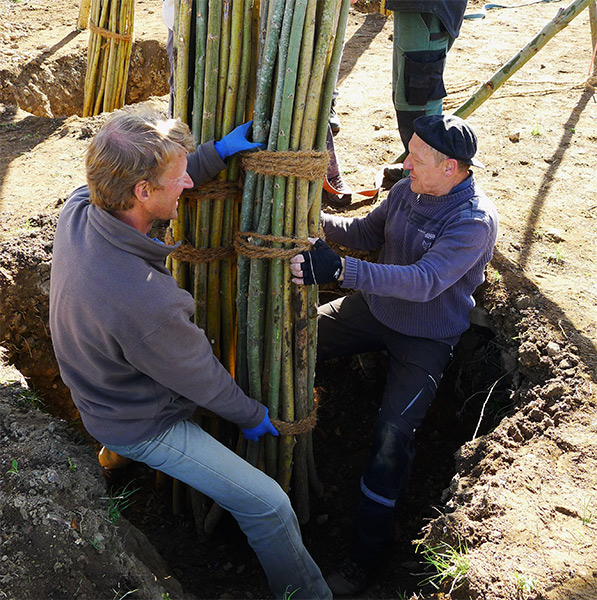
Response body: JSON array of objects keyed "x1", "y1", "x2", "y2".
[
  {"x1": 49, "y1": 141, "x2": 264, "y2": 446},
  {"x1": 324, "y1": 176, "x2": 498, "y2": 346}
]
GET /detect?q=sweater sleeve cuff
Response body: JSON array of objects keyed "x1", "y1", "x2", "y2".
[
  {"x1": 237, "y1": 401, "x2": 266, "y2": 429},
  {"x1": 341, "y1": 256, "x2": 358, "y2": 289},
  {"x1": 186, "y1": 140, "x2": 227, "y2": 186}
]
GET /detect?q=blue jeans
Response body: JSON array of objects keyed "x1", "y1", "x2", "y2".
[
  {"x1": 318, "y1": 293, "x2": 453, "y2": 568},
  {"x1": 107, "y1": 420, "x2": 331, "y2": 599}
]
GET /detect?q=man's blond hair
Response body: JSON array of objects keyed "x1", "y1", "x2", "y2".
[{"x1": 86, "y1": 106, "x2": 194, "y2": 212}]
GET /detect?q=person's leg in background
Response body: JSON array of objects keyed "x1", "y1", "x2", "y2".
[
  {"x1": 381, "y1": 11, "x2": 454, "y2": 187},
  {"x1": 106, "y1": 420, "x2": 331, "y2": 600},
  {"x1": 393, "y1": 11, "x2": 453, "y2": 148}
]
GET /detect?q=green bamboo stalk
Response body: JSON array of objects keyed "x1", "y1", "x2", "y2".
[
  {"x1": 234, "y1": 0, "x2": 257, "y2": 394},
  {"x1": 174, "y1": 0, "x2": 193, "y2": 121},
  {"x1": 201, "y1": 0, "x2": 222, "y2": 141},
  {"x1": 192, "y1": 0, "x2": 221, "y2": 334},
  {"x1": 192, "y1": 0, "x2": 208, "y2": 144},
  {"x1": 454, "y1": 0, "x2": 595, "y2": 119},
  {"x1": 216, "y1": 0, "x2": 233, "y2": 138},
  {"x1": 255, "y1": 0, "x2": 297, "y2": 478},
  {"x1": 218, "y1": 0, "x2": 245, "y2": 372},
  {"x1": 244, "y1": 0, "x2": 287, "y2": 409},
  {"x1": 293, "y1": 0, "x2": 341, "y2": 524}
]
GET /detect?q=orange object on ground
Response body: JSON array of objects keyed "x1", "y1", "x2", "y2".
[{"x1": 98, "y1": 446, "x2": 131, "y2": 470}]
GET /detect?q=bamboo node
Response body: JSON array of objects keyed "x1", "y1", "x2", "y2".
[
  {"x1": 234, "y1": 231, "x2": 312, "y2": 260},
  {"x1": 241, "y1": 150, "x2": 330, "y2": 180},
  {"x1": 88, "y1": 21, "x2": 133, "y2": 42},
  {"x1": 271, "y1": 406, "x2": 318, "y2": 436}
]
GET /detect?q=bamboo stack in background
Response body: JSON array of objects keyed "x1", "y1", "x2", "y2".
[
  {"x1": 82, "y1": 0, "x2": 135, "y2": 117},
  {"x1": 170, "y1": 0, "x2": 350, "y2": 525}
]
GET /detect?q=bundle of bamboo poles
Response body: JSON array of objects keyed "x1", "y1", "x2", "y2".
[
  {"x1": 169, "y1": 0, "x2": 350, "y2": 525},
  {"x1": 82, "y1": 0, "x2": 135, "y2": 117}
]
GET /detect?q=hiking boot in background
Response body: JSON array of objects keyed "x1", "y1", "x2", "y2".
[
  {"x1": 323, "y1": 172, "x2": 352, "y2": 208},
  {"x1": 326, "y1": 557, "x2": 373, "y2": 596}
]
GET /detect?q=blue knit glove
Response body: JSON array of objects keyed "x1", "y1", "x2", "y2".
[
  {"x1": 241, "y1": 406, "x2": 279, "y2": 442},
  {"x1": 214, "y1": 121, "x2": 263, "y2": 160},
  {"x1": 299, "y1": 239, "x2": 343, "y2": 285}
]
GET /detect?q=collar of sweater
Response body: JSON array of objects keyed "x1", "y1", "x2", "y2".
[
  {"x1": 88, "y1": 199, "x2": 179, "y2": 263},
  {"x1": 402, "y1": 174, "x2": 476, "y2": 209}
]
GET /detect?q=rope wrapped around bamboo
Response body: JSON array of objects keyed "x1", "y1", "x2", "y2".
[
  {"x1": 234, "y1": 231, "x2": 313, "y2": 260},
  {"x1": 182, "y1": 180, "x2": 243, "y2": 205},
  {"x1": 271, "y1": 406, "x2": 318, "y2": 436},
  {"x1": 166, "y1": 180, "x2": 244, "y2": 263},
  {"x1": 241, "y1": 149, "x2": 329, "y2": 180},
  {"x1": 88, "y1": 21, "x2": 133, "y2": 42},
  {"x1": 171, "y1": 244, "x2": 236, "y2": 264}
]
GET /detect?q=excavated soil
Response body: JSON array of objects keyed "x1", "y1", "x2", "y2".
[{"x1": 1, "y1": 0, "x2": 596, "y2": 599}]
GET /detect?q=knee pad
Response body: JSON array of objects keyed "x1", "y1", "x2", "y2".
[{"x1": 362, "y1": 420, "x2": 415, "y2": 505}]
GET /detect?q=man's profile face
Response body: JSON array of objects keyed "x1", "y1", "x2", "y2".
[
  {"x1": 144, "y1": 150, "x2": 193, "y2": 221},
  {"x1": 403, "y1": 134, "x2": 448, "y2": 197}
]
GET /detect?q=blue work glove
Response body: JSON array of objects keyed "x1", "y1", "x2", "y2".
[
  {"x1": 214, "y1": 120, "x2": 263, "y2": 160},
  {"x1": 299, "y1": 239, "x2": 343, "y2": 285},
  {"x1": 241, "y1": 406, "x2": 279, "y2": 442}
]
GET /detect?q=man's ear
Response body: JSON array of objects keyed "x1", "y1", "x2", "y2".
[
  {"x1": 444, "y1": 158, "x2": 458, "y2": 176},
  {"x1": 133, "y1": 180, "x2": 150, "y2": 203}
]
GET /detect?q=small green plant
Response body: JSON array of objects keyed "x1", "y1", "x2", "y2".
[
  {"x1": 489, "y1": 270, "x2": 502, "y2": 284},
  {"x1": 104, "y1": 480, "x2": 140, "y2": 525},
  {"x1": 89, "y1": 537, "x2": 101, "y2": 551},
  {"x1": 531, "y1": 124, "x2": 543, "y2": 137},
  {"x1": 7, "y1": 459, "x2": 19, "y2": 475},
  {"x1": 67, "y1": 457, "x2": 77, "y2": 472},
  {"x1": 581, "y1": 497, "x2": 597, "y2": 525},
  {"x1": 544, "y1": 247, "x2": 565, "y2": 265},
  {"x1": 283, "y1": 585, "x2": 300, "y2": 599},
  {"x1": 514, "y1": 571, "x2": 536, "y2": 593},
  {"x1": 19, "y1": 386, "x2": 44, "y2": 409},
  {"x1": 161, "y1": 594, "x2": 171, "y2": 600},
  {"x1": 417, "y1": 537, "x2": 469, "y2": 594},
  {"x1": 111, "y1": 583, "x2": 139, "y2": 600}
]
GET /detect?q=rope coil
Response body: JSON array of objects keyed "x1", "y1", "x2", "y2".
[
  {"x1": 234, "y1": 231, "x2": 312, "y2": 260},
  {"x1": 170, "y1": 244, "x2": 236, "y2": 264},
  {"x1": 271, "y1": 406, "x2": 318, "y2": 436},
  {"x1": 242, "y1": 149, "x2": 329, "y2": 180},
  {"x1": 182, "y1": 181, "x2": 243, "y2": 204},
  {"x1": 88, "y1": 21, "x2": 133, "y2": 42}
]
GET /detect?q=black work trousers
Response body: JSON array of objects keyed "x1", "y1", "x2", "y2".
[{"x1": 317, "y1": 292, "x2": 453, "y2": 568}]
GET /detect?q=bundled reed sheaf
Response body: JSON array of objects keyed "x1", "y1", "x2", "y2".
[
  {"x1": 170, "y1": 0, "x2": 350, "y2": 524},
  {"x1": 82, "y1": 0, "x2": 135, "y2": 117}
]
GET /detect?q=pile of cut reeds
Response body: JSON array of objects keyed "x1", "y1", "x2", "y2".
[{"x1": 82, "y1": 0, "x2": 135, "y2": 117}]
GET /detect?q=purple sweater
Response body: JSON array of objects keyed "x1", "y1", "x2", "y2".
[
  {"x1": 49, "y1": 141, "x2": 264, "y2": 446},
  {"x1": 323, "y1": 176, "x2": 498, "y2": 346}
]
